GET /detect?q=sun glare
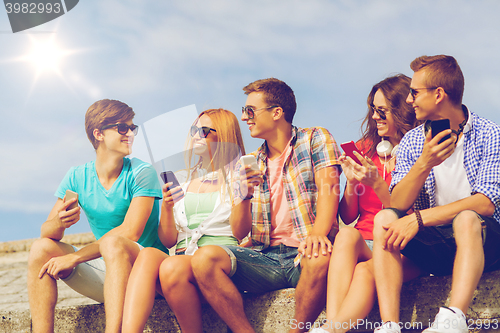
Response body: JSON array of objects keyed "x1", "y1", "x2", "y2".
[{"x1": 25, "y1": 36, "x2": 71, "y2": 76}]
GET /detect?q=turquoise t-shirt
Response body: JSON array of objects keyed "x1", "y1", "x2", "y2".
[{"x1": 55, "y1": 157, "x2": 166, "y2": 252}]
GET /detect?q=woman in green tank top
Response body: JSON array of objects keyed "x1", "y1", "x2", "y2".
[{"x1": 122, "y1": 109, "x2": 246, "y2": 333}]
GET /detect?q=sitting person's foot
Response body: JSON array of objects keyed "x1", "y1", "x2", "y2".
[
  {"x1": 374, "y1": 321, "x2": 401, "y2": 333},
  {"x1": 423, "y1": 307, "x2": 467, "y2": 333}
]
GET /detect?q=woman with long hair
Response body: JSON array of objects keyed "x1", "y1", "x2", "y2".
[
  {"x1": 122, "y1": 108, "x2": 245, "y2": 333},
  {"x1": 312, "y1": 74, "x2": 419, "y2": 333}
]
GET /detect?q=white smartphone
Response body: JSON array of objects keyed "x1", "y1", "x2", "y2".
[
  {"x1": 240, "y1": 155, "x2": 259, "y2": 171},
  {"x1": 65, "y1": 190, "x2": 79, "y2": 211}
]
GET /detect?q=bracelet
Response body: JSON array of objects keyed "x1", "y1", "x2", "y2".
[{"x1": 414, "y1": 209, "x2": 424, "y2": 232}]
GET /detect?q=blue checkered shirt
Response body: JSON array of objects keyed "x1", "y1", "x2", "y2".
[{"x1": 390, "y1": 107, "x2": 500, "y2": 224}]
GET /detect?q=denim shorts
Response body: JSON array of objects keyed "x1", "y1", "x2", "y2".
[
  {"x1": 386, "y1": 208, "x2": 500, "y2": 276},
  {"x1": 220, "y1": 244, "x2": 302, "y2": 294}
]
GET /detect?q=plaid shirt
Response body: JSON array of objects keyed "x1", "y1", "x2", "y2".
[
  {"x1": 390, "y1": 106, "x2": 500, "y2": 224},
  {"x1": 235, "y1": 126, "x2": 341, "y2": 250}
]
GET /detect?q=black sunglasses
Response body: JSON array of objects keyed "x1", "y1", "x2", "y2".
[
  {"x1": 190, "y1": 126, "x2": 216, "y2": 138},
  {"x1": 101, "y1": 123, "x2": 139, "y2": 135},
  {"x1": 370, "y1": 105, "x2": 389, "y2": 120},
  {"x1": 409, "y1": 87, "x2": 438, "y2": 100},
  {"x1": 242, "y1": 105, "x2": 278, "y2": 120}
]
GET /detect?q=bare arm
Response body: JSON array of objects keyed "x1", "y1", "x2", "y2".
[
  {"x1": 158, "y1": 183, "x2": 183, "y2": 248},
  {"x1": 383, "y1": 193, "x2": 495, "y2": 252},
  {"x1": 41, "y1": 197, "x2": 81, "y2": 240},
  {"x1": 229, "y1": 165, "x2": 263, "y2": 241},
  {"x1": 302, "y1": 166, "x2": 340, "y2": 258},
  {"x1": 391, "y1": 130, "x2": 455, "y2": 211}
]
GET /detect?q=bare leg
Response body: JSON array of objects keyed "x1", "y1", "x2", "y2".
[
  {"x1": 191, "y1": 245, "x2": 255, "y2": 333},
  {"x1": 99, "y1": 235, "x2": 141, "y2": 333},
  {"x1": 328, "y1": 261, "x2": 376, "y2": 333},
  {"x1": 160, "y1": 255, "x2": 203, "y2": 333},
  {"x1": 122, "y1": 247, "x2": 169, "y2": 333},
  {"x1": 325, "y1": 228, "x2": 372, "y2": 321},
  {"x1": 291, "y1": 250, "x2": 331, "y2": 333},
  {"x1": 372, "y1": 210, "x2": 403, "y2": 323},
  {"x1": 28, "y1": 238, "x2": 75, "y2": 333},
  {"x1": 449, "y1": 211, "x2": 484, "y2": 313}
]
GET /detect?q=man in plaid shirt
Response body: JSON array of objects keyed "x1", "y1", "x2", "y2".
[
  {"x1": 192, "y1": 78, "x2": 341, "y2": 333},
  {"x1": 372, "y1": 55, "x2": 500, "y2": 333}
]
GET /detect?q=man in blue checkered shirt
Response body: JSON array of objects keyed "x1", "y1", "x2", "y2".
[{"x1": 372, "y1": 55, "x2": 500, "y2": 333}]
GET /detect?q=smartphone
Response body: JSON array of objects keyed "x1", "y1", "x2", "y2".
[
  {"x1": 65, "y1": 190, "x2": 79, "y2": 211},
  {"x1": 340, "y1": 141, "x2": 362, "y2": 165},
  {"x1": 240, "y1": 155, "x2": 259, "y2": 171},
  {"x1": 431, "y1": 119, "x2": 451, "y2": 144},
  {"x1": 160, "y1": 171, "x2": 181, "y2": 191}
]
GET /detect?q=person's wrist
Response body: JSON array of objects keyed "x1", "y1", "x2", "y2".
[
  {"x1": 239, "y1": 186, "x2": 254, "y2": 200},
  {"x1": 414, "y1": 209, "x2": 424, "y2": 232}
]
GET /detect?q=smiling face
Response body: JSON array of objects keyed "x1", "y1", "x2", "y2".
[
  {"x1": 97, "y1": 119, "x2": 136, "y2": 156},
  {"x1": 191, "y1": 114, "x2": 218, "y2": 159},
  {"x1": 406, "y1": 70, "x2": 439, "y2": 121},
  {"x1": 241, "y1": 91, "x2": 276, "y2": 140},
  {"x1": 372, "y1": 89, "x2": 397, "y2": 143}
]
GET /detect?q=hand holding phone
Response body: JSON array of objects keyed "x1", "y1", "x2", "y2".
[
  {"x1": 240, "y1": 155, "x2": 259, "y2": 172},
  {"x1": 340, "y1": 141, "x2": 362, "y2": 165},
  {"x1": 160, "y1": 171, "x2": 181, "y2": 191},
  {"x1": 65, "y1": 190, "x2": 79, "y2": 211},
  {"x1": 160, "y1": 171, "x2": 184, "y2": 207},
  {"x1": 430, "y1": 119, "x2": 451, "y2": 144}
]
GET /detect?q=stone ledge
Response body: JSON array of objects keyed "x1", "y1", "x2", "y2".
[
  {"x1": 0, "y1": 233, "x2": 96, "y2": 253},
  {"x1": 2, "y1": 270, "x2": 500, "y2": 333}
]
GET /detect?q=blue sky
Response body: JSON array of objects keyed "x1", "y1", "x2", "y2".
[{"x1": 1, "y1": 1, "x2": 500, "y2": 241}]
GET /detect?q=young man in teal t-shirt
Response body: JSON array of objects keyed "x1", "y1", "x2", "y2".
[{"x1": 27, "y1": 99, "x2": 164, "y2": 333}]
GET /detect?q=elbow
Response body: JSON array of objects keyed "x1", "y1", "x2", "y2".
[
  {"x1": 474, "y1": 193, "x2": 496, "y2": 217},
  {"x1": 480, "y1": 200, "x2": 496, "y2": 217}
]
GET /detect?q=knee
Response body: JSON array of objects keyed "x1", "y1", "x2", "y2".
[
  {"x1": 373, "y1": 209, "x2": 398, "y2": 238},
  {"x1": 99, "y1": 235, "x2": 134, "y2": 262},
  {"x1": 134, "y1": 247, "x2": 161, "y2": 268},
  {"x1": 453, "y1": 210, "x2": 483, "y2": 239},
  {"x1": 354, "y1": 261, "x2": 374, "y2": 279},
  {"x1": 28, "y1": 238, "x2": 61, "y2": 263},
  {"x1": 191, "y1": 245, "x2": 226, "y2": 278},
  {"x1": 333, "y1": 227, "x2": 363, "y2": 249},
  {"x1": 302, "y1": 252, "x2": 331, "y2": 278},
  {"x1": 159, "y1": 259, "x2": 190, "y2": 292}
]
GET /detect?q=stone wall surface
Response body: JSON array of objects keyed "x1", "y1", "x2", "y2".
[{"x1": 1, "y1": 233, "x2": 500, "y2": 332}]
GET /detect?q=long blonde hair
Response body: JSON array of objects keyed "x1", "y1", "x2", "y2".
[{"x1": 185, "y1": 108, "x2": 245, "y2": 199}]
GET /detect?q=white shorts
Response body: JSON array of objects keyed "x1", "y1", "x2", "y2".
[{"x1": 61, "y1": 243, "x2": 142, "y2": 303}]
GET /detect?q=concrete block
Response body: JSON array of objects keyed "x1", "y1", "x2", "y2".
[{"x1": 0, "y1": 309, "x2": 31, "y2": 333}]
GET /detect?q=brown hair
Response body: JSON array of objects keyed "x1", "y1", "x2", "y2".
[
  {"x1": 410, "y1": 55, "x2": 464, "y2": 106},
  {"x1": 85, "y1": 99, "x2": 135, "y2": 149},
  {"x1": 185, "y1": 108, "x2": 246, "y2": 199},
  {"x1": 360, "y1": 74, "x2": 418, "y2": 157},
  {"x1": 243, "y1": 78, "x2": 297, "y2": 123}
]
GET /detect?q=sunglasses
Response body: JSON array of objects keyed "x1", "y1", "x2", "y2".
[
  {"x1": 242, "y1": 105, "x2": 278, "y2": 120},
  {"x1": 101, "y1": 123, "x2": 139, "y2": 135},
  {"x1": 409, "y1": 87, "x2": 438, "y2": 100},
  {"x1": 370, "y1": 106, "x2": 389, "y2": 120},
  {"x1": 190, "y1": 126, "x2": 216, "y2": 138}
]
